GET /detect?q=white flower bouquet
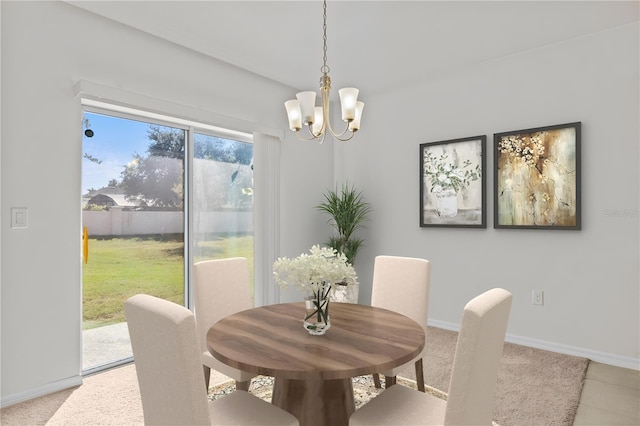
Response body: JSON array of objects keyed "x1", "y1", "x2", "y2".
[
  {"x1": 273, "y1": 245, "x2": 358, "y2": 335},
  {"x1": 273, "y1": 245, "x2": 358, "y2": 293}
]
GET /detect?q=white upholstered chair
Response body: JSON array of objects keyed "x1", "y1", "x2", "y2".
[
  {"x1": 371, "y1": 255, "x2": 431, "y2": 391},
  {"x1": 125, "y1": 294, "x2": 298, "y2": 426},
  {"x1": 350, "y1": 288, "x2": 513, "y2": 426},
  {"x1": 193, "y1": 258, "x2": 256, "y2": 391}
]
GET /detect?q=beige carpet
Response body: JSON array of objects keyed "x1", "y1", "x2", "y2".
[
  {"x1": 0, "y1": 327, "x2": 589, "y2": 425},
  {"x1": 411, "y1": 327, "x2": 590, "y2": 426}
]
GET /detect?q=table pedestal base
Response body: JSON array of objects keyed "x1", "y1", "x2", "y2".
[{"x1": 272, "y1": 377, "x2": 355, "y2": 426}]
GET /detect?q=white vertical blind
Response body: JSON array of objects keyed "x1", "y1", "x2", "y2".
[{"x1": 252, "y1": 133, "x2": 281, "y2": 307}]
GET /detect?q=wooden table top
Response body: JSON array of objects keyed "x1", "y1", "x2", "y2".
[{"x1": 207, "y1": 302, "x2": 425, "y2": 380}]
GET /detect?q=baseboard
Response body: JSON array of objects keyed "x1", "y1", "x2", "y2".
[
  {"x1": 428, "y1": 319, "x2": 640, "y2": 371},
  {"x1": 1, "y1": 375, "x2": 83, "y2": 409}
]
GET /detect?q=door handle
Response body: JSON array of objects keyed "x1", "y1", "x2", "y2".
[{"x1": 83, "y1": 226, "x2": 89, "y2": 264}]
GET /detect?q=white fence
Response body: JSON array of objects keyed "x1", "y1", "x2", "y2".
[{"x1": 83, "y1": 207, "x2": 252, "y2": 236}]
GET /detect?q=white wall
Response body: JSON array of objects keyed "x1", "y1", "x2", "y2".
[
  {"x1": 0, "y1": 1, "x2": 329, "y2": 405},
  {"x1": 337, "y1": 22, "x2": 639, "y2": 368}
]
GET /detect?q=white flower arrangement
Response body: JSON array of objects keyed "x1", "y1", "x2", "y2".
[
  {"x1": 498, "y1": 133, "x2": 546, "y2": 174},
  {"x1": 423, "y1": 151, "x2": 481, "y2": 194},
  {"x1": 273, "y1": 245, "x2": 358, "y2": 294}
]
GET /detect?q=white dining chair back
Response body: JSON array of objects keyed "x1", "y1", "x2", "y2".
[
  {"x1": 371, "y1": 255, "x2": 431, "y2": 390},
  {"x1": 193, "y1": 258, "x2": 256, "y2": 390},
  {"x1": 350, "y1": 287, "x2": 512, "y2": 426},
  {"x1": 125, "y1": 294, "x2": 299, "y2": 426},
  {"x1": 125, "y1": 293, "x2": 214, "y2": 425},
  {"x1": 444, "y1": 287, "x2": 513, "y2": 424}
]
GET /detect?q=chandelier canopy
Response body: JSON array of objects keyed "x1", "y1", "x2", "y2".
[{"x1": 284, "y1": 0, "x2": 364, "y2": 142}]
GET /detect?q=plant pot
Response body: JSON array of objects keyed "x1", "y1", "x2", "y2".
[{"x1": 330, "y1": 282, "x2": 359, "y2": 304}]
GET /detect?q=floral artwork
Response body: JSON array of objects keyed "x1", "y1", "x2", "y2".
[
  {"x1": 494, "y1": 122, "x2": 581, "y2": 229},
  {"x1": 420, "y1": 136, "x2": 486, "y2": 228},
  {"x1": 423, "y1": 151, "x2": 481, "y2": 194}
]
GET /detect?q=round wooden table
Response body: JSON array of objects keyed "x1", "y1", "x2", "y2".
[{"x1": 207, "y1": 302, "x2": 425, "y2": 426}]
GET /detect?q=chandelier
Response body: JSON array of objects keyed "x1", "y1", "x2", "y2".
[{"x1": 284, "y1": 0, "x2": 364, "y2": 142}]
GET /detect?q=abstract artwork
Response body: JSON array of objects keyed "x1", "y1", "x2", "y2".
[{"x1": 494, "y1": 122, "x2": 581, "y2": 229}]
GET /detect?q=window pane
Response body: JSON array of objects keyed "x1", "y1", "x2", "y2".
[
  {"x1": 192, "y1": 133, "x2": 254, "y2": 287},
  {"x1": 82, "y1": 112, "x2": 185, "y2": 371}
]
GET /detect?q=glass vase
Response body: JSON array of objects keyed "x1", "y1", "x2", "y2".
[{"x1": 303, "y1": 284, "x2": 331, "y2": 335}]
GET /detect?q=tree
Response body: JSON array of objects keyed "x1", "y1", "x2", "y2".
[
  {"x1": 193, "y1": 134, "x2": 254, "y2": 209},
  {"x1": 83, "y1": 153, "x2": 102, "y2": 164},
  {"x1": 120, "y1": 126, "x2": 185, "y2": 208},
  {"x1": 147, "y1": 126, "x2": 185, "y2": 159},
  {"x1": 119, "y1": 126, "x2": 254, "y2": 209},
  {"x1": 194, "y1": 134, "x2": 252, "y2": 165}
]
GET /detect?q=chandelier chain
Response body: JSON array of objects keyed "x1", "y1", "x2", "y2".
[{"x1": 321, "y1": 0, "x2": 329, "y2": 75}]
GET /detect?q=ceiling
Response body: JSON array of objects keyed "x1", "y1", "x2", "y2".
[{"x1": 66, "y1": 1, "x2": 638, "y2": 98}]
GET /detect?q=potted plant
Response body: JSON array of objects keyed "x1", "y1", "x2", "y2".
[
  {"x1": 316, "y1": 182, "x2": 372, "y2": 265},
  {"x1": 316, "y1": 183, "x2": 371, "y2": 303}
]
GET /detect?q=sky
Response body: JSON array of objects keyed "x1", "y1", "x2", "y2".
[{"x1": 82, "y1": 112, "x2": 164, "y2": 194}]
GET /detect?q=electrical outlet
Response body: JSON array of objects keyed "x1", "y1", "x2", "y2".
[
  {"x1": 532, "y1": 289, "x2": 544, "y2": 305},
  {"x1": 11, "y1": 207, "x2": 28, "y2": 229}
]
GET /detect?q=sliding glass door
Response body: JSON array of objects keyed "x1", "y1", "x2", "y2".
[{"x1": 81, "y1": 107, "x2": 253, "y2": 373}]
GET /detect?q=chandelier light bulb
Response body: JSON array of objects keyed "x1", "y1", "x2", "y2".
[
  {"x1": 338, "y1": 88, "x2": 359, "y2": 122},
  {"x1": 296, "y1": 91, "x2": 317, "y2": 125},
  {"x1": 284, "y1": 100, "x2": 302, "y2": 131}
]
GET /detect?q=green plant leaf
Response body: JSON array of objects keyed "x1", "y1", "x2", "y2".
[{"x1": 316, "y1": 182, "x2": 371, "y2": 265}]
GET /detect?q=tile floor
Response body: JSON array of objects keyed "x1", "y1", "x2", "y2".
[{"x1": 573, "y1": 361, "x2": 639, "y2": 425}]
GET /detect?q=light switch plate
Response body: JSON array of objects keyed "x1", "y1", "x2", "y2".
[{"x1": 11, "y1": 207, "x2": 28, "y2": 229}]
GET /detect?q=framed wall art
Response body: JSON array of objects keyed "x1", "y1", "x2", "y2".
[
  {"x1": 420, "y1": 135, "x2": 486, "y2": 228},
  {"x1": 494, "y1": 122, "x2": 581, "y2": 230}
]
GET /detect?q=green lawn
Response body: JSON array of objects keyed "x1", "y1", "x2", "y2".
[{"x1": 82, "y1": 234, "x2": 253, "y2": 329}]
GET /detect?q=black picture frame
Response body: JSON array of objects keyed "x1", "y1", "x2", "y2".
[
  {"x1": 420, "y1": 135, "x2": 486, "y2": 228},
  {"x1": 494, "y1": 122, "x2": 581, "y2": 230}
]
